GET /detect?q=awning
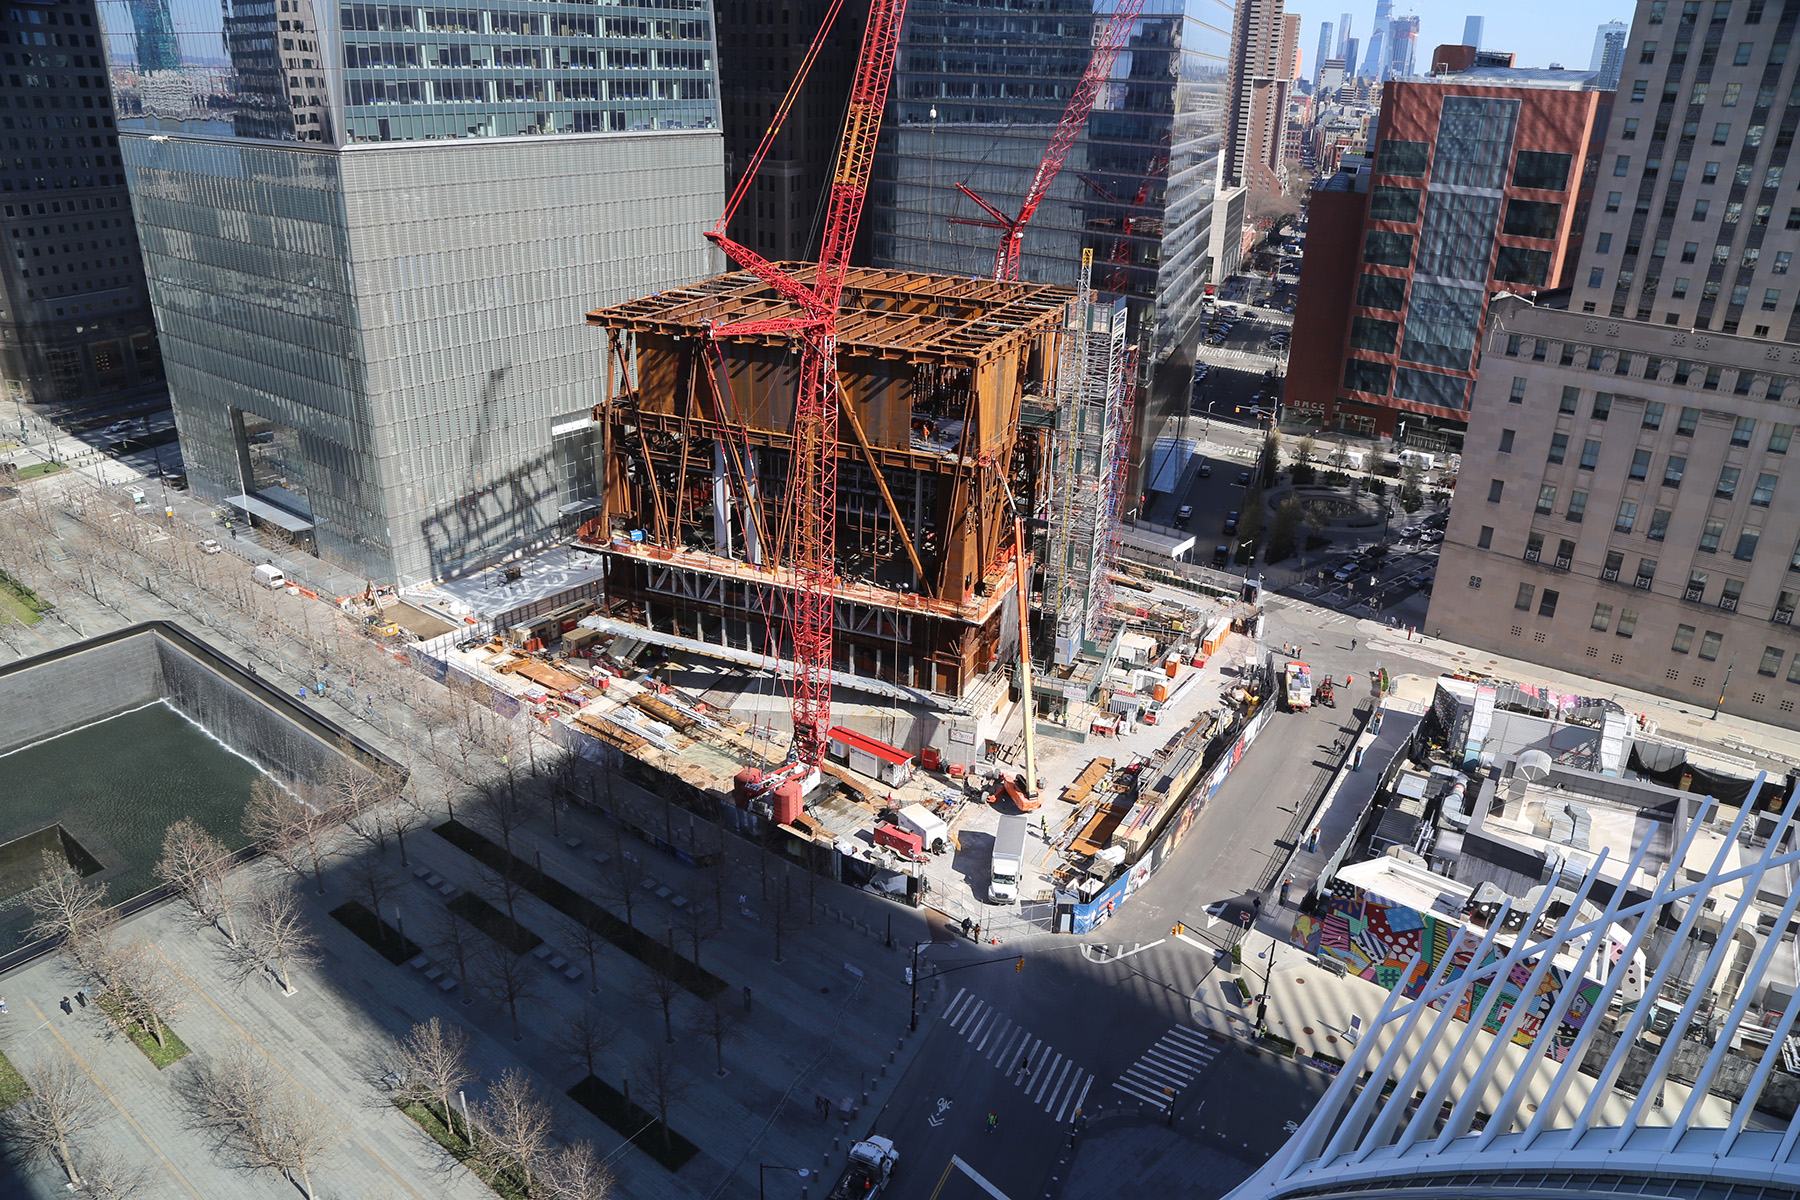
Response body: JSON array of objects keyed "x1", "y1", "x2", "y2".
[
  {"x1": 223, "y1": 494, "x2": 315, "y2": 532},
  {"x1": 826, "y1": 725, "x2": 913, "y2": 766}
]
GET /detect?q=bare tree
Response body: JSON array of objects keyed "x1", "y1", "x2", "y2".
[
  {"x1": 706, "y1": 852, "x2": 734, "y2": 933},
  {"x1": 244, "y1": 777, "x2": 341, "y2": 895},
  {"x1": 699, "y1": 995, "x2": 742, "y2": 1078},
  {"x1": 392, "y1": 1018, "x2": 472, "y2": 1136},
  {"x1": 481, "y1": 861, "x2": 531, "y2": 926},
  {"x1": 551, "y1": 1000, "x2": 616, "y2": 1082},
  {"x1": 346, "y1": 854, "x2": 401, "y2": 934},
  {"x1": 238, "y1": 882, "x2": 322, "y2": 995},
  {"x1": 545, "y1": 1140, "x2": 613, "y2": 1200},
  {"x1": 69, "y1": 1146, "x2": 157, "y2": 1200},
  {"x1": 431, "y1": 909, "x2": 480, "y2": 1004},
  {"x1": 634, "y1": 1043, "x2": 689, "y2": 1154},
  {"x1": 1, "y1": 1058, "x2": 102, "y2": 1187},
  {"x1": 473, "y1": 1068, "x2": 554, "y2": 1194},
  {"x1": 599, "y1": 824, "x2": 645, "y2": 930},
  {"x1": 559, "y1": 912, "x2": 608, "y2": 995},
  {"x1": 473, "y1": 771, "x2": 531, "y2": 856},
  {"x1": 386, "y1": 777, "x2": 432, "y2": 869},
  {"x1": 471, "y1": 941, "x2": 539, "y2": 1043},
  {"x1": 328, "y1": 758, "x2": 404, "y2": 852},
  {"x1": 194, "y1": 1047, "x2": 335, "y2": 1200},
  {"x1": 154, "y1": 816, "x2": 241, "y2": 943},
  {"x1": 635, "y1": 932, "x2": 684, "y2": 1045},
  {"x1": 107, "y1": 937, "x2": 187, "y2": 1049},
  {"x1": 24, "y1": 851, "x2": 108, "y2": 957},
  {"x1": 676, "y1": 901, "x2": 716, "y2": 973}
]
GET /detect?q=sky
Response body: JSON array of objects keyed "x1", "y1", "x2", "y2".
[{"x1": 1283, "y1": 0, "x2": 1632, "y2": 75}]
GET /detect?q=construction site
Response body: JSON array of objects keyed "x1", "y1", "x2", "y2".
[{"x1": 397, "y1": 0, "x2": 1277, "y2": 932}]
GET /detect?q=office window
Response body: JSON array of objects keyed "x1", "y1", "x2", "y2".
[
  {"x1": 1499, "y1": 429, "x2": 1516, "y2": 453},
  {"x1": 1641, "y1": 43, "x2": 1659, "y2": 64},
  {"x1": 1736, "y1": 528, "x2": 1761, "y2": 560},
  {"x1": 1505, "y1": 335, "x2": 1523, "y2": 357},
  {"x1": 1717, "y1": 467, "x2": 1741, "y2": 499},
  {"x1": 1701, "y1": 518, "x2": 1726, "y2": 550},
  {"x1": 1349, "y1": 316, "x2": 1399, "y2": 353},
  {"x1": 1580, "y1": 439, "x2": 1602, "y2": 469},
  {"x1": 1527, "y1": 532, "x2": 1546, "y2": 559},
  {"x1": 1771, "y1": 423, "x2": 1793, "y2": 453},
  {"x1": 1489, "y1": 479, "x2": 1506, "y2": 503},
  {"x1": 1588, "y1": 267, "x2": 1606, "y2": 288},
  {"x1": 1623, "y1": 118, "x2": 1641, "y2": 141},
  {"x1": 1673, "y1": 278, "x2": 1691, "y2": 299},
  {"x1": 1606, "y1": 191, "x2": 1623, "y2": 213},
  {"x1": 1637, "y1": 558, "x2": 1658, "y2": 586},
  {"x1": 1356, "y1": 273, "x2": 1408, "y2": 311},
  {"x1": 1694, "y1": 199, "x2": 1711, "y2": 221},
  {"x1": 1703, "y1": 162, "x2": 1720, "y2": 184},
  {"x1": 1343, "y1": 359, "x2": 1391, "y2": 393},
  {"x1": 1790, "y1": 656, "x2": 1800, "y2": 684},
  {"x1": 1629, "y1": 449, "x2": 1651, "y2": 480},
  {"x1": 1568, "y1": 491, "x2": 1588, "y2": 521},
  {"x1": 1592, "y1": 393, "x2": 1612, "y2": 420},
  {"x1": 1736, "y1": 41, "x2": 1754, "y2": 63},
  {"x1": 1677, "y1": 406, "x2": 1699, "y2": 435},
  {"x1": 1363, "y1": 230, "x2": 1413, "y2": 267},
  {"x1": 1723, "y1": 578, "x2": 1745, "y2": 610},
  {"x1": 1775, "y1": 252, "x2": 1793, "y2": 274},
  {"x1": 1548, "y1": 433, "x2": 1569, "y2": 463},
  {"x1": 1597, "y1": 233, "x2": 1614, "y2": 254},
  {"x1": 1643, "y1": 401, "x2": 1664, "y2": 429},
  {"x1": 1561, "y1": 345, "x2": 1578, "y2": 367},
  {"x1": 1560, "y1": 387, "x2": 1580, "y2": 414},
  {"x1": 1615, "y1": 155, "x2": 1632, "y2": 177},
  {"x1": 1592, "y1": 603, "x2": 1613, "y2": 632},
  {"x1": 1767, "y1": 289, "x2": 1784, "y2": 311},
  {"x1": 1733, "y1": 416, "x2": 1756, "y2": 446},
  {"x1": 1369, "y1": 185, "x2": 1423, "y2": 223},
  {"x1": 1559, "y1": 538, "x2": 1577, "y2": 564},
  {"x1": 1649, "y1": 509, "x2": 1671, "y2": 539},
  {"x1": 1663, "y1": 455, "x2": 1687, "y2": 487},
  {"x1": 1616, "y1": 500, "x2": 1639, "y2": 532},
  {"x1": 1513, "y1": 151, "x2": 1572, "y2": 191},
  {"x1": 1673, "y1": 624, "x2": 1696, "y2": 653},
  {"x1": 1539, "y1": 589, "x2": 1560, "y2": 618},
  {"x1": 1510, "y1": 376, "x2": 1527, "y2": 402},
  {"x1": 1699, "y1": 630, "x2": 1723, "y2": 660},
  {"x1": 1792, "y1": 535, "x2": 1800, "y2": 570},
  {"x1": 1478, "y1": 525, "x2": 1494, "y2": 549},
  {"x1": 1606, "y1": 551, "x2": 1626, "y2": 580},
  {"x1": 1760, "y1": 646, "x2": 1785, "y2": 677},
  {"x1": 1378, "y1": 139, "x2": 1430, "y2": 176},
  {"x1": 1515, "y1": 582, "x2": 1536, "y2": 611},
  {"x1": 1535, "y1": 483, "x2": 1557, "y2": 513},
  {"x1": 1534, "y1": 341, "x2": 1549, "y2": 362},
  {"x1": 1714, "y1": 122, "x2": 1734, "y2": 144},
  {"x1": 1753, "y1": 472, "x2": 1778, "y2": 505},
  {"x1": 1504, "y1": 199, "x2": 1563, "y2": 239},
  {"x1": 1705, "y1": 366, "x2": 1724, "y2": 390},
  {"x1": 1617, "y1": 608, "x2": 1640, "y2": 638}
]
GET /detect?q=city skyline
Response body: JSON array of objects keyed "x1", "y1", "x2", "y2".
[{"x1": 1286, "y1": 0, "x2": 1629, "y2": 76}]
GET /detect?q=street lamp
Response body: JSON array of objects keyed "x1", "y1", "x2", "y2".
[{"x1": 761, "y1": 1164, "x2": 812, "y2": 1200}]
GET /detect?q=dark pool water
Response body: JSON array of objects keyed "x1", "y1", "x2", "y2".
[{"x1": 0, "y1": 700, "x2": 262, "y2": 951}]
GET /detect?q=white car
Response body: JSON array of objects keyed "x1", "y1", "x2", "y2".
[{"x1": 198, "y1": 539, "x2": 223, "y2": 554}]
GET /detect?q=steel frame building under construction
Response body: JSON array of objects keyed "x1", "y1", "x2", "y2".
[{"x1": 582, "y1": 263, "x2": 1088, "y2": 729}]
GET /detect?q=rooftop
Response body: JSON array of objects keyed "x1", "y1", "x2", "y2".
[
  {"x1": 587, "y1": 264, "x2": 1073, "y2": 368},
  {"x1": 1415, "y1": 66, "x2": 1605, "y2": 90}
]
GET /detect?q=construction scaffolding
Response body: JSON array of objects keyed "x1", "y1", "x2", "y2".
[{"x1": 1047, "y1": 251, "x2": 1129, "y2": 666}]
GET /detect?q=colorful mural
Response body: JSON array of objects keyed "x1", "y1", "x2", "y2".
[{"x1": 1289, "y1": 880, "x2": 1605, "y2": 1062}]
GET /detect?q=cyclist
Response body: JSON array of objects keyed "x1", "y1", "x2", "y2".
[{"x1": 987, "y1": 1112, "x2": 999, "y2": 1134}]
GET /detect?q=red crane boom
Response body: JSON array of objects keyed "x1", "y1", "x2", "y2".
[
  {"x1": 950, "y1": 0, "x2": 1147, "y2": 281},
  {"x1": 701, "y1": 0, "x2": 912, "y2": 767}
]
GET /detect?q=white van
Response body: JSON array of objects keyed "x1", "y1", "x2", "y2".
[
  {"x1": 1328, "y1": 449, "x2": 1366, "y2": 470},
  {"x1": 253, "y1": 563, "x2": 287, "y2": 589},
  {"x1": 1397, "y1": 449, "x2": 1436, "y2": 471}
]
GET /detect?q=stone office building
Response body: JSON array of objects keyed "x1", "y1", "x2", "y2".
[{"x1": 1429, "y1": 294, "x2": 1800, "y2": 728}]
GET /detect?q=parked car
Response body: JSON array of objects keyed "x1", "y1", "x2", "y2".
[
  {"x1": 1332, "y1": 563, "x2": 1359, "y2": 583},
  {"x1": 1198, "y1": 461, "x2": 1212, "y2": 477},
  {"x1": 198, "y1": 539, "x2": 223, "y2": 555},
  {"x1": 1236, "y1": 469, "x2": 1253, "y2": 486},
  {"x1": 1175, "y1": 505, "x2": 1193, "y2": 528},
  {"x1": 1422, "y1": 529, "x2": 1445, "y2": 544},
  {"x1": 1213, "y1": 544, "x2": 1230, "y2": 567},
  {"x1": 1222, "y1": 511, "x2": 1239, "y2": 534}
]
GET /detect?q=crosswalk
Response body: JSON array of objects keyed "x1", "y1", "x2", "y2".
[
  {"x1": 1112, "y1": 1026, "x2": 1221, "y2": 1111},
  {"x1": 940, "y1": 988, "x2": 1095, "y2": 1122}
]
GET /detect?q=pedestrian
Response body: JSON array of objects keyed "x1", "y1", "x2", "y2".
[
  {"x1": 1018, "y1": 1057, "x2": 1031, "y2": 1079},
  {"x1": 60, "y1": 996, "x2": 71, "y2": 1015},
  {"x1": 1280, "y1": 876, "x2": 1292, "y2": 905},
  {"x1": 1350, "y1": 637, "x2": 1357, "y2": 650},
  {"x1": 962, "y1": 916, "x2": 972, "y2": 939},
  {"x1": 1307, "y1": 826, "x2": 1319, "y2": 853},
  {"x1": 0, "y1": 995, "x2": 7, "y2": 1014},
  {"x1": 76, "y1": 988, "x2": 87, "y2": 1008},
  {"x1": 973, "y1": 922, "x2": 982, "y2": 942}
]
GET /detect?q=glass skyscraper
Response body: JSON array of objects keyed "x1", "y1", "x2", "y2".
[
  {"x1": 866, "y1": 0, "x2": 1235, "y2": 492},
  {"x1": 93, "y1": 0, "x2": 724, "y2": 582}
]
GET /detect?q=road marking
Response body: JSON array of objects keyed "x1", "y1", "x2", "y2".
[
  {"x1": 967, "y1": 1009, "x2": 993, "y2": 1043},
  {"x1": 1080, "y1": 937, "x2": 1167, "y2": 964},
  {"x1": 1060, "y1": 1075, "x2": 1092, "y2": 1123},
  {"x1": 977, "y1": 1015, "x2": 1008, "y2": 1054},
  {"x1": 1175, "y1": 931, "x2": 1213, "y2": 950},
  {"x1": 1032, "y1": 1052, "x2": 1062, "y2": 1102},
  {"x1": 1045, "y1": 1060, "x2": 1076, "y2": 1111},
  {"x1": 1110, "y1": 1027, "x2": 1222, "y2": 1111},
  {"x1": 936, "y1": 1155, "x2": 1014, "y2": 1200}
]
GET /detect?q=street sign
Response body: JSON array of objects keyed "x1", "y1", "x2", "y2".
[{"x1": 1239, "y1": 911, "x2": 1251, "y2": 927}]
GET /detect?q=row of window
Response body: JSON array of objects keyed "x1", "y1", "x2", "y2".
[
  {"x1": 1488, "y1": 463, "x2": 1791, "y2": 560},
  {"x1": 1503, "y1": 338, "x2": 1796, "y2": 399}
]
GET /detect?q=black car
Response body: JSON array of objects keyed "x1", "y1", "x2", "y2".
[
  {"x1": 1222, "y1": 511, "x2": 1239, "y2": 534},
  {"x1": 1212, "y1": 545, "x2": 1230, "y2": 567},
  {"x1": 1198, "y1": 461, "x2": 1212, "y2": 477},
  {"x1": 1236, "y1": 469, "x2": 1252, "y2": 486}
]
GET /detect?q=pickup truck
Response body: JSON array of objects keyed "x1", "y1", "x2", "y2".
[{"x1": 830, "y1": 1136, "x2": 899, "y2": 1200}]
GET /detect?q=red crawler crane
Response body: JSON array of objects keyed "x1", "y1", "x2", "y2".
[
  {"x1": 701, "y1": 0, "x2": 911, "y2": 768},
  {"x1": 950, "y1": 0, "x2": 1147, "y2": 281}
]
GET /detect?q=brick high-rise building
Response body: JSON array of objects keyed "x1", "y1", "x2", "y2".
[
  {"x1": 1226, "y1": 0, "x2": 1300, "y2": 194},
  {"x1": 1427, "y1": 0, "x2": 1800, "y2": 728},
  {"x1": 1286, "y1": 66, "x2": 1612, "y2": 442}
]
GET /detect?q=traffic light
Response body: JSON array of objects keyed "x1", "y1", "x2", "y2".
[
  {"x1": 1016, "y1": 956, "x2": 1025, "y2": 973},
  {"x1": 1172, "y1": 922, "x2": 1186, "y2": 936}
]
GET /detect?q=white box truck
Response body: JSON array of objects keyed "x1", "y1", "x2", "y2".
[
  {"x1": 989, "y1": 814, "x2": 1028, "y2": 904},
  {"x1": 253, "y1": 563, "x2": 287, "y2": 589},
  {"x1": 896, "y1": 803, "x2": 948, "y2": 855}
]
